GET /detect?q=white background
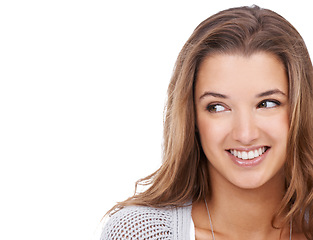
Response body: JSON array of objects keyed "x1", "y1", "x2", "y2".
[{"x1": 0, "y1": 1, "x2": 312, "y2": 240}]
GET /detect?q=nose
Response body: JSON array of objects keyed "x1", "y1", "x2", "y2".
[{"x1": 231, "y1": 111, "x2": 259, "y2": 145}]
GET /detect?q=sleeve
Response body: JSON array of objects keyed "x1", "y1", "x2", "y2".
[{"x1": 100, "y1": 206, "x2": 174, "y2": 240}]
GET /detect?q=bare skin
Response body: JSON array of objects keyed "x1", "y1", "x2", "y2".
[
  {"x1": 192, "y1": 53, "x2": 306, "y2": 240},
  {"x1": 192, "y1": 170, "x2": 306, "y2": 240},
  {"x1": 192, "y1": 170, "x2": 294, "y2": 240}
]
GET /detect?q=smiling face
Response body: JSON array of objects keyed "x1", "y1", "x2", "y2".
[{"x1": 195, "y1": 53, "x2": 289, "y2": 189}]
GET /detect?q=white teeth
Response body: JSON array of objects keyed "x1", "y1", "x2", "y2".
[
  {"x1": 242, "y1": 152, "x2": 248, "y2": 160},
  {"x1": 229, "y1": 147, "x2": 267, "y2": 160},
  {"x1": 248, "y1": 151, "x2": 254, "y2": 159}
]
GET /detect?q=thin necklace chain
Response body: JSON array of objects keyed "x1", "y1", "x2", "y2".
[
  {"x1": 204, "y1": 198, "x2": 216, "y2": 240},
  {"x1": 204, "y1": 198, "x2": 292, "y2": 240}
]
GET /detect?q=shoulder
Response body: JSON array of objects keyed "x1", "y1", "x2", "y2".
[
  {"x1": 101, "y1": 205, "x2": 174, "y2": 240},
  {"x1": 101, "y1": 204, "x2": 192, "y2": 240}
]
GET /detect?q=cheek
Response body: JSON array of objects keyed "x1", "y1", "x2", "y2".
[
  {"x1": 276, "y1": 111, "x2": 289, "y2": 134},
  {"x1": 261, "y1": 112, "x2": 289, "y2": 144},
  {"x1": 197, "y1": 117, "x2": 213, "y2": 146},
  {"x1": 197, "y1": 116, "x2": 229, "y2": 147}
]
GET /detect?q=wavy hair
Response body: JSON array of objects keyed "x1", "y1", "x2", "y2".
[{"x1": 107, "y1": 5, "x2": 313, "y2": 238}]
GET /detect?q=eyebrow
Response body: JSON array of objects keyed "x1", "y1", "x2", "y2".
[
  {"x1": 256, "y1": 89, "x2": 287, "y2": 98},
  {"x1": 199, "y1": 91, "x2": 229, "y2": 100},
  {"x1": 199, "y1": 88, "x2": 286, "y2": 101}
]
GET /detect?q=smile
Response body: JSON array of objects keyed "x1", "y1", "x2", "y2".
[{"x1": 228, "y1": 147, "x2": 269, "y2": 160}]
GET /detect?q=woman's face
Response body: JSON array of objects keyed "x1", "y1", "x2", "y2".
[{"x1": 195, "y1": 52, "x2": 289, "y2": 189}]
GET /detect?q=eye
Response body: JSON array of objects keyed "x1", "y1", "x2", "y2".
[
  {"x1": 206, "y1": 104, "x2": 227, "y2": 113},
  {"x1": 257, "y1": 100, "x2": 281, "y2": 109}
]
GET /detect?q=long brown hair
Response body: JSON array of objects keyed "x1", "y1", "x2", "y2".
[{"x1": 107, "y1": 5, "x2": 313, "y2": 238}]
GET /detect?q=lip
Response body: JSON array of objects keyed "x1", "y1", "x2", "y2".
[
  {"x1": 226, "y1": 147, "x2": 270, "y2": 167},
  {"x1": 227, "y1": 145, "x2": 268, "y2": 152}
]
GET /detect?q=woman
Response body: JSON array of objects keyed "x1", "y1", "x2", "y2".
[{"x1": 102, "y1": 5, "x2": 313, "y2": 239}]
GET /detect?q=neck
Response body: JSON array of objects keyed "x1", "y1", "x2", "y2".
[{"x1": 208, "y1": 167, "x2": 289, "y2": 239}]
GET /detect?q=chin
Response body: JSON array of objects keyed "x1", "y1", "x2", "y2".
[
  {"x1": 231, "y1": 178, "x2": 266, "y2": 190},
  {"x1": 229, "y1": 170, "x2": 284, "y2": 190}
]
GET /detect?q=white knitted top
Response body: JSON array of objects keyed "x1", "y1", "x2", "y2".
[{"x1": 101, "y1": 204, "x2": 193, "y2": 240}]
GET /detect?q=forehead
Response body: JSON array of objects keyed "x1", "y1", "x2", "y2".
[{"x1": 195, "y1": 53, "x2": 288, "y2": 97}]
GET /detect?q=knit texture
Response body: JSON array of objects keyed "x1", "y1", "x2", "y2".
[{"x1": 101, "y1": 205, "x2": 192, "y2": 240}]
